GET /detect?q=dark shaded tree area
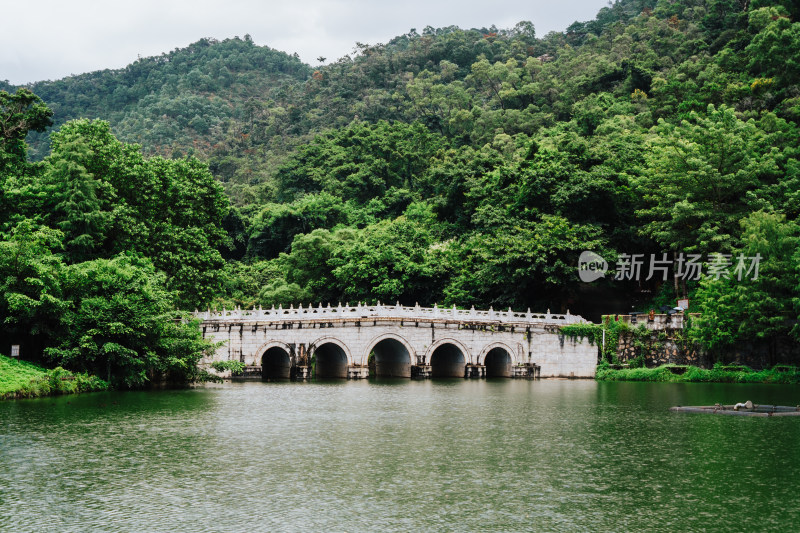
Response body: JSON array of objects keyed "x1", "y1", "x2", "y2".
[
  {"x1": 3, "y1": 0, "x2": 800, "y2": 366},
  {"x1": 1, "y1": 91, "x2": 226, "y2": 386}
]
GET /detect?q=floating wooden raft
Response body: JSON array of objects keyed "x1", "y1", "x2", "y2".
[{"x1": 670, "y1": 404, "x2": 800, "y2": 417}]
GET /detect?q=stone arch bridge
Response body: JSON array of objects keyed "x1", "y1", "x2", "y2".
[{"x1": 196, "y1": 303, "x2": 597, "y2": 379}]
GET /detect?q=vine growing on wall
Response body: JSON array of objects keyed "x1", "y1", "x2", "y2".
[
  {"x1": 560, "y1": 322, "x2": 618, "y2": 362},
  {"x1": 561, "y1": 318, "x2": 667, "y2": 364}
]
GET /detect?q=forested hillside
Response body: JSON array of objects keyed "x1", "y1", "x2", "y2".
[
  {"x1": 22, "y1": 36, "x2": 310, "y2": 164},
  {"x1": 1, "y1": 0, "x2": 799, "y2": 385}
]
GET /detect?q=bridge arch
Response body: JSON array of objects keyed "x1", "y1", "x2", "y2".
[
  {"x1": 478, "y1": 342, "x2": 517, "y2": 378},
  {"x1": 364, "y1": 333, "x2": 415, "y2": 377},
  {"x1": 424, "y1": 338, "x2": 472, "y2": 364},
  {"x1": 256, "y1": 341, "x2": 293, "y2": 380},
  {"x1": 255, "y1": 340, "x2": 294, "y2": 359},
  {"x1": 425, "y1": 338, "x2": 471, "y2": 378},
  {"x1": 477, "y1": 342, "x2": 519, "y2": 365},
  {"x1": 310, "y1": 336, "x2": 353, "y2": 379}
]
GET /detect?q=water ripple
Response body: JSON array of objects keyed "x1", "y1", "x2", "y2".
[{"x1": 1, "y1": 380, "x2": 799, "y2": 531}]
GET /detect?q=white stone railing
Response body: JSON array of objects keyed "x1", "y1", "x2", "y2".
[{"x1": 193, "y1": 302, "x2": 587, "y2": 325}]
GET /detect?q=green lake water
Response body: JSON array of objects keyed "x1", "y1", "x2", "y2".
[{"x1": 2, "y1": 379, "x2": 799, "y2": 532}]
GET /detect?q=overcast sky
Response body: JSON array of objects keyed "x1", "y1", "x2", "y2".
[{"x1": 2, "y1": 0, "x2": 608, "y2": 86}]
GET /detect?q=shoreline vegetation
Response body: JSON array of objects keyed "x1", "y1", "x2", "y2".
[
  {"x1": 596, "y1": 362, "x2": 800, "y2": 384},
  {"x1": 5, "y1": 351, "x2": 799, "y2": 401},
  {"x1": 0, "y1": 355, "x2": 108, "y2": 400}
]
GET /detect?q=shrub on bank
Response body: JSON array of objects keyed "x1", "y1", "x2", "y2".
[
  {"x1": 0, "y1": 355, "x2": 108, "y2": 399},
  {"x1": 596, "y1": 362, "x2": 800, "y2": 384}
]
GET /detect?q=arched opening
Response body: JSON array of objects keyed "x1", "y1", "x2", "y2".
[
  {"x1": 430, "y1": 343, "x2": 466, "y2": 378},
  {"x1": 314, "y1": 343, "x2": 348, "y2": 379},
  {"x1": 371, "y1": 338, "x2": 412, "y2": 378},
  {"x1": 261, "y1": 347, "x2": 291, "y2": 381},
  {"x1": 484, "y1": 347, "x2": 512, "y2": 378}
]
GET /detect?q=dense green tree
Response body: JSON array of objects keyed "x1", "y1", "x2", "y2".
[
  {"x1": 247, "y1": 192, "x2": 348, "y2": 259},
  {"x1": 692, "y1": 211, "x2": 800, "y2": 355},
  {"x1": 41, "y1": 120, "x2": 229, "y2": 307},
  {"x1": 258, "y1": 279, "x2": 313, "y2": 308},
  {"x1": 45, "y1": 255, "x2": 210, "y2": 387},
  {"x1": 276, "y1": 121, "x2": 448, "y2": 202},
  {"x1": 442, "y1": 215, "x2": 608, "y2": 309},
  {"x1": 282, "y1": 228, "x2": 356, "y2": 304},
  {"x1": 330, "y1": 214, "x2": 439, "y2": 304},
  {"x1": 636, "y1": 105, "x2": 780, "y2": 254},
  {"x1": 209, "y1": 259, "x2": 283, "y2": 309},
  {"x1": 0, "y1": 222, "x2": 67, "y2": 352},
  {"x1": 44, "y1": 137, "x2": 113, "y2": 262},
  {"x1": 745, "y1": 7, "x2": 800, "y2": 88},
  {"x1": 0, "y1": 89, "x2": 53, "y2": 227},
  {"x1": 0, "y1": 89, "x2": 52, "y2": 172}
]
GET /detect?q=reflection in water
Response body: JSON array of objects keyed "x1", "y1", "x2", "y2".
[{"x1": 1, "y1": 381, "x2": 799, "y2": 531}]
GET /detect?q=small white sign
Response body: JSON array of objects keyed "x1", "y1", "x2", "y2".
[
  {"x1": 677, "y1": 299, "x2": 689, "y2": 310},
  {"x1": 11, "y1": 345, "x2": 20, "y2": 357}
]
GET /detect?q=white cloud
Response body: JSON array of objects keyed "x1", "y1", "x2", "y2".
[{"x1": 1, "y1": 0, "x2": 607, "y2": 85}]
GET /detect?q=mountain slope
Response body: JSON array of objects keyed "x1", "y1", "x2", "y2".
[{"x1": 22, "y1": 35, "x2": 310, "y2": 161}]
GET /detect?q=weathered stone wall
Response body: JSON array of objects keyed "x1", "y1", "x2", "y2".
[
  {"x1": 612, "y1": 313, "x2": 708, "y2": 367},
  {"x1": 616, "y1": 330, "x2": 707, "y2": 367},
  {"x1": 612, "y1": 313, "x2": 799, "y2": 369}
]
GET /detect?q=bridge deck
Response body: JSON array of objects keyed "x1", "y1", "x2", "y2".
[{"x1": 195, "y1": 303, "x2": 597, "y2": 379}]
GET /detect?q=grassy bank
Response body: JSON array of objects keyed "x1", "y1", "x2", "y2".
[
  {"x1": 0, "y1": 355, "x2": 108, "y2": 399},
  {"x1": 596, "y1": 362, "x2": 800, "y2": 384}
]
